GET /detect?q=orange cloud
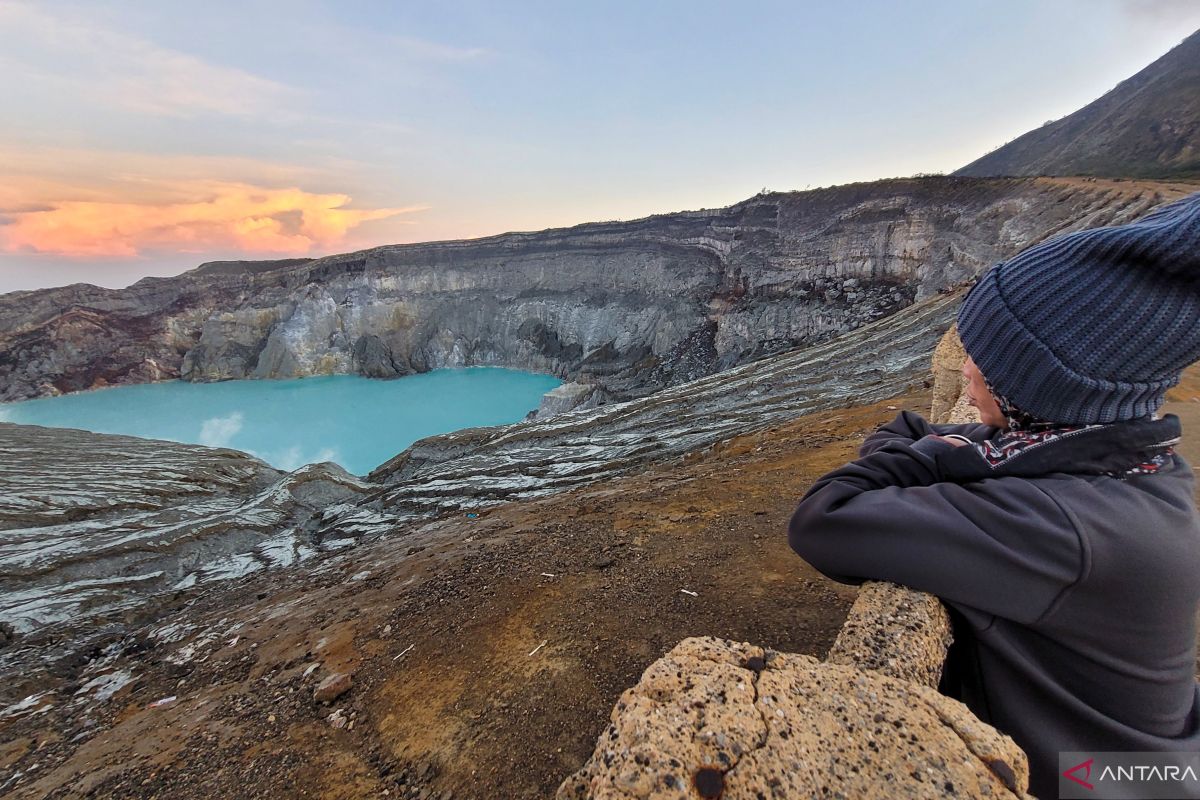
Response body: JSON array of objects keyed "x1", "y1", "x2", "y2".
[{"x1": 0, "y1": 181, "x2": 423, "y2": 258}]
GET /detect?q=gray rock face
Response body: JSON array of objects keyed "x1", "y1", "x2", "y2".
[
  {"x1": 349, "y1": 287, "x2": 963, "y2": 528},
  {"x1": 1, "y1": 177, "x2": 1195, "y2": 686},
  {"x1": 352, "y1": 333, "x2": 409, "y2": 378},
  {"x1": 0, "y1": 286, "x2": 955, "y2": 671},
  {"x1": 0, "y1": 423, "x2": 372, "y2": 671},
  {"x1": 1, "y1": 176, "x2": 1189, "y2": 404},
  {"x1": 534, "y1": 381, "x2": 608, "y2": 418}
]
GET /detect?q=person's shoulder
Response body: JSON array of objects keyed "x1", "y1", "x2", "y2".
[
  {"x1": 1035, "y1": 460, "x2": 1199, "y2": 541},
  {"x1": 1125, "y1": 453, "x2": 1199, "y2": 514}
]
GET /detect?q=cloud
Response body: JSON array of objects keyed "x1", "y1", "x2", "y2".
[
  {"x1": 0, "y1": 144, "x2": 350, "y2": 207},
  {"x1": 391, "y1": 35, "x2": 489, "y2": 62},
  {"x1": 1112, "y1": 0, "x2": 1200, "y2": 28},
  {"x1": 0, "y1": 181, "x2": 423, "y2": 258},
  {"x1": 270, "y1": 444, "x2": 341, "y2": 471},
  {"x1": 0, "y1": 203, "x2": 54, "y2": 214},
  {"x1": 1115, "y1": 0, "x2": 1200, "y2": 18},
  {"x1": 198, "y1": 411, "x2": 244, "y2": 448},
  {"x1": 0, "y1": 2, "x2": 296, "y2": 118}
]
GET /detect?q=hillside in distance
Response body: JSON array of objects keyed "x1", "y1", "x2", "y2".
[
  {"x1": 1, "y1": 177, "x2": 1194, "y2": 702},
  {"x1": 1, "y1": 176, "x2": 1191, "y2": 411},
  {"x1": 957, "y1": 29, "x2": 1200, "y2": 179}
]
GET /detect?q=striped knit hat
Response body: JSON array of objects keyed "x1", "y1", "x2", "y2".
[{"x1": 957, "y1": 191, "x2": 1200, "y2": 424}]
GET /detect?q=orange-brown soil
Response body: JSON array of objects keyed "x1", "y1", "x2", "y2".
[
  {"x1": 6, "y1": 393, "x2": 939, "y2": 800},
  {"x1": 9, "y1": 362, "x2": 1200, "y2": 800}
]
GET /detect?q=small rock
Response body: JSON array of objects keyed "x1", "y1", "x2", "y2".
[
  {"x1": 314, "y1": 672, "x2": 352, "y2": 703},
  {"x1": 327, "y1": 709, "x2": 347, "y2": 729}
]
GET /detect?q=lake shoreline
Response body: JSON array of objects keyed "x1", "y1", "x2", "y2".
[{"x1": 0, "y1": 367, "x2": 562, "y2": 476}]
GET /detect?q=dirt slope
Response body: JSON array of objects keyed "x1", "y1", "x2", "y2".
[
  {"x1": 2, "y1": 394, "x2": 938, "y2": 799},
  {"x1": 7, "y1": 364, "x2": 1199, "y2": 800}
]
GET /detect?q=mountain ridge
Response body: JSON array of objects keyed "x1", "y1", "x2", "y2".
[
  {"x1": 3, "y1": 176, "x2": 1193, "y2": 410},
  {"x1": 956, "y1": 29, "x2": 1200, "y2": 179}
]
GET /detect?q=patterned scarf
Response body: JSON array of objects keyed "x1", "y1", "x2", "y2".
[{"x1": 973, "y1": 378, "x2": 1173, "y2": 477}]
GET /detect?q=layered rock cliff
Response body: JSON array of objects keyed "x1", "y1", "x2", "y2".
[
  {"x1": 0, "y1": 287, "x2": 959, "y2": 672},
  {"x1": 2, "y1": 176, "x2": 1192, "y2": 406},
  {"x1": 2, "y1": 179, "x2": 1197, "y2": 676},
  {"x1": 0, "y1": 423, "x2": 373, "y2": 669}
]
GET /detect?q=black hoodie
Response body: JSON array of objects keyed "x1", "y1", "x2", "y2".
[{"x1": 788, "y1": 411, "x2": 1200, "y2": 798}]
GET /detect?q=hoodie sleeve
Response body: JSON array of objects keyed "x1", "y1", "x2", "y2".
[
  {"x1": 788, "y1": 437, "x2": 1084, "y2": 625},
  {"x1": 859, "y1": 410, "x2": 997, "y2": 457}
]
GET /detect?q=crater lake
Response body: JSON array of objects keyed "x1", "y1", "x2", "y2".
[{"x1": 0, "y1": 367, "x2": 563, "y2": 475}]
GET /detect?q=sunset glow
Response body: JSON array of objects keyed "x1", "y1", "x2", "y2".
[
  {"x1": 1, "y1": 0, "x2": 1196, "y2": 292},
  {"x1": 0, "y1": 182, "x2": 419, "y2": 258}
]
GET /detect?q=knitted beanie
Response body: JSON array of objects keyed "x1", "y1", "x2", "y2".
[{"x1": 957, "y1": 191, "x2": 1200, "y2": 424}]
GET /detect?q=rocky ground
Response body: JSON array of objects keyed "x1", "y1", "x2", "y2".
[
  {"x1": 0, "y1": 426, "x2": 373, "y2": 644},
  {"x1": 0, "y1": 392, "x2": 941, "y2": 799},
  {"x1": 3, "y1": 367, "x2": 1197, "y2": 800},
  {"x1": 0, "y1": 287, "x2": 961, "y2": 668}
]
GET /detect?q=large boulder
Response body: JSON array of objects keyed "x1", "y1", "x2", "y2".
[
  {"x1": 534, "y1": 381, "x2": 607, "y2": 418},
  {"x1": 930, "y1": 325, "x2": 981, "y2": 425},
  {"x1": 558, "y1": 636, "x2": 1030, "y2": 799}
]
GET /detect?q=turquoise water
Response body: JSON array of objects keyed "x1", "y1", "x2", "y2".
[{"x1": 0, "y1": 368, "x2": 561, "y2": 475}]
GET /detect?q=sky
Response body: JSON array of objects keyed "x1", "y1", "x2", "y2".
[{"x1": 1, "y1": 0, "x2": 1198, "y2": 293}]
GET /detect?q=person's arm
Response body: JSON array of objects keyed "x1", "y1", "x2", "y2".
[
  {"x1": 788, "y1": 438, "x2": 1084, "y2": 625},
  {"x1": 859, "y1": 410, "x2": 996, "y2": 457}
]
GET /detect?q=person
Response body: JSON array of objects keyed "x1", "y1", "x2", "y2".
[{"x1": 787, "y1": 191, "x2": 1200, "y2": 798}]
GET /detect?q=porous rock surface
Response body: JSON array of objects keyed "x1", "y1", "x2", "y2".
[
  {"x1": 929, "y1": 323, "x2": 968, "y2": 423},
  {"x1": 930, "y1": 326, "x2": 982, "y2": 426},
  {"x1": 557, "y1": 636, "x2": 1030, "y2": 799},
  {"x1": 826, "y1": 582, "x2": 954, "y2": 689}
]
